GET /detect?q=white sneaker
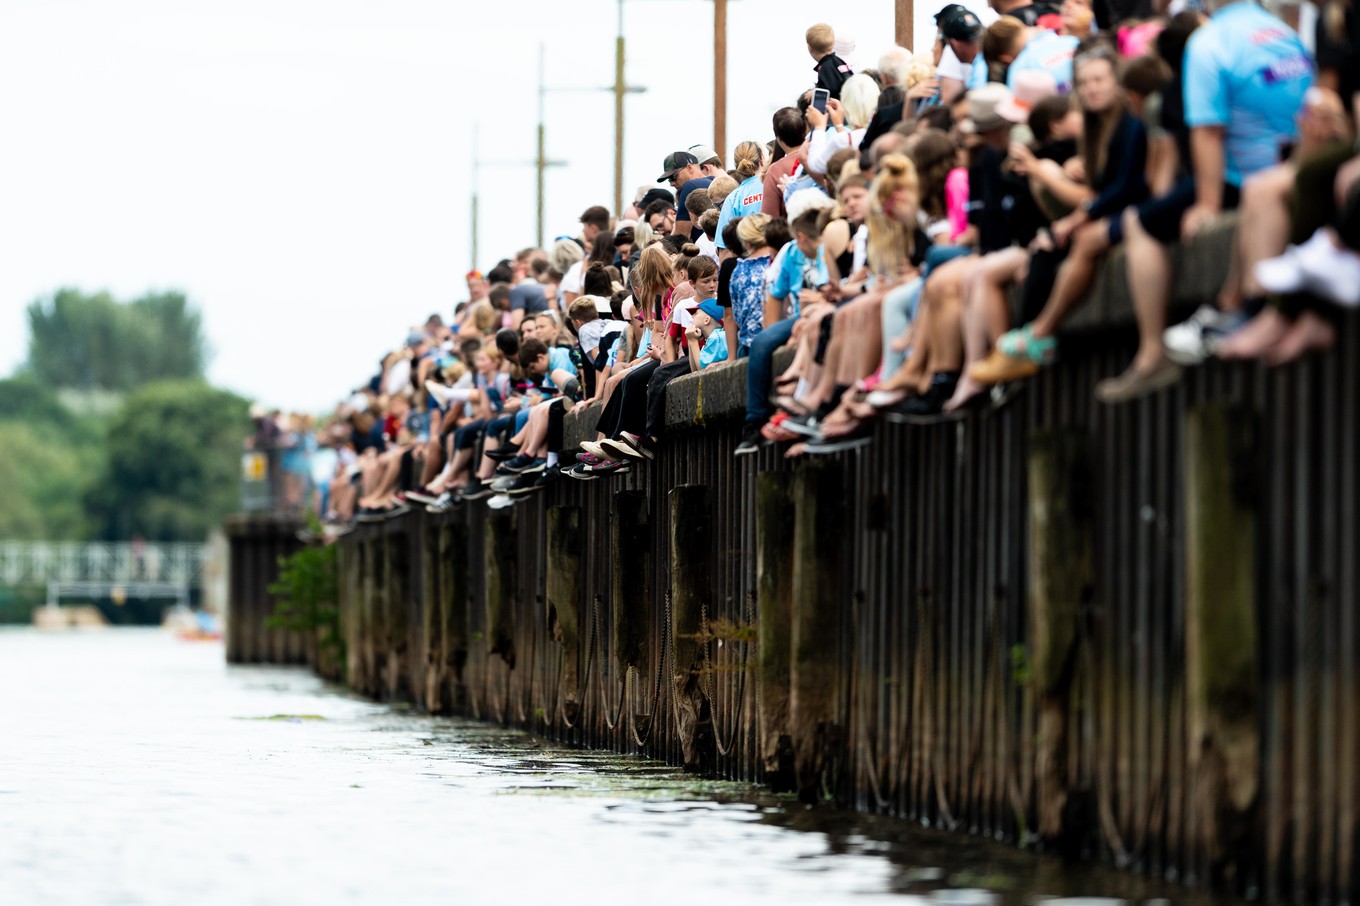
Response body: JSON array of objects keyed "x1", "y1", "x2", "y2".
[
  {"x1": 1254, "y1": 249, "x2": 1307, "y2": 296},
  {"x1": 1163, "y1": 304, "x2": 1247, "y2": 366},
  {"x1": 486, "y1": 494, "x2": 516, "y2": 510},
  {"x1": 1294, "y1": 231, "x2": 1360, "y2": 307}
]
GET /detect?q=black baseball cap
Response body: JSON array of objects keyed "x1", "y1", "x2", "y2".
[
  {"x1": 639, "y1": 187, "x2": 675, "y2": 209},
  {"x1": 939, "y1": 6, "x2": 983, "y2": 41},
  {"x1": 657, "y1": 150, "x2": 699, "y2": 183}
]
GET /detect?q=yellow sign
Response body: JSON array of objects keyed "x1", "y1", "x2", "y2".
[{"x1": 242, "y1": 452, "x2": 267, "y2": 481}]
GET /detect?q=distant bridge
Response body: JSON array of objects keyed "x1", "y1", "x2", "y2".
[{"x1": 0, "y1": 542, "x2": 213, "y2": 608}]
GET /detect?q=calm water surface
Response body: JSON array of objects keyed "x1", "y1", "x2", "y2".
[{"x1": 0, "y1": 629, "x2": 1236, "y2": 906}]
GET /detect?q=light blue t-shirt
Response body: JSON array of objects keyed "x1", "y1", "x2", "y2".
[
  {"x1": 1183, "y1": 1, "x2": 1311, "y2": 186},
  {"x1": 769, "y1": 241, "x2": 830, "y2": 320},
  {"x1": 541, "y1": 346, "x2": 577, "y2": 391},
  {"x1": 1007, "y1": 31, "x2": 1079, "y2": 94},
  {"x1": 967, "y1": 54, "x2": 988, "y2": 90},
  {"x1": 698, "y1": 329, "x2": 728, "y2": 369},
  {"x1": 715, "y1": 175, "x2": 765, "y2": 249}
]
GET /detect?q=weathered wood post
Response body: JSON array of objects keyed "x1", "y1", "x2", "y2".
[
  {"x1": 790, "y1": 461, "x2": 844, "y2": 803},
  {"x1": 485, "y1": 509, "x2": 518, "y2": 669},
  {"x1": 548, "y1": 505, "x2": 586, "y2": 722},
  {"x1": 421, "y1": 518, "x2": 443, "y2": 712},
  {"x1": 756, "y1": 471, "x2": 797, "y2": 790},
  {"x1": 1184, "y1": 402, "x2": 1259, "y2": 880},
  {"x1": 670, "y1": 484, "x2": 715, "y2": 771},
  {"x1": 1027, "y1": 429, "x2": 1094, "y2": 843},
  {"x1": 612, "y1": 491, "x2": 651, "y2": 676},
  {"x1": 362, "y1": 536, "x2": 384, "y2": 698},
  {"x1": 384, "y1": 531, "x2": 411, "y2": 700},
  {"x1": 440, "y1": 520, "x2": 471, "y2": 711}
]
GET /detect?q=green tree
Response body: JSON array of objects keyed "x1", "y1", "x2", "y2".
[
  {"x1": 0, "y1": 422, "x2": 96, "y2": 540},
  {"x1": 26, "y1": 288, "x2": 207, "y2": 391},
  {"x1": 85, "y1": 380, "x2": 251, "y2": 541}
]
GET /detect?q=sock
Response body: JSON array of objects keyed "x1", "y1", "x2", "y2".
[{"x1": 546, "y1": 452, "x2": 558, "y2": 467}]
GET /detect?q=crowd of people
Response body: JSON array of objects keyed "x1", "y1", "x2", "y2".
[{"x1": 297, "y1": 0, "x2": 1357, "y2": 526}]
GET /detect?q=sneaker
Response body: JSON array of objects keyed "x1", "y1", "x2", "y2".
[
  {"x1": 804, "y1": 433, "x2": 873, "y2": 454},
  {"x1": 1094, "y1": 358, "x2": 1183, "y2": 404},
  {"x1": 599, "y1": 436, "x2": 640, "y2": 461},
  {"x1": 969, "y1": 348, "x2": 1040, "y2": 386},
  {"x1": 575, "y1": 451, "x2": 606, "y2": 468},
  {"x1": 580, "y1": 440, "x2": 613, "y2": 460},
  {"x1": 490, "y1": 474, "x2": 517, "y2": 492},
  {"x1": 506, "y1": 473, "x2": 543, "y2": 497},
  {"x1": 485, "y1": 443, "x2": 522, "y2": 462},
  {"x1": 381, "y1": 503, "x2": 411, "y2": 520},
  {"x1": 566, "y1": 464, "x2": 600, "y2": 481},
  {"x1": 459, "y1": 479, "x2": 497, "y2": 501},
  {"x1": 733, "y1": 423, "x2": 764, "y2": 457},
  {"x1": 499, "y1": 454, "x2": 547, "y2": 475},
  {"x1": 1163, "y1": 304, "x2": 1249, "y2": 366},
  {"x1": 533, "y1": 467, "x2": 562, "y2": 489},
  {"x1": 403, "y1": 488, "x2": 442, "y2": 506},
  {"x1": 588, "y1": 459, "x2": 632, "y2": 477},
  {"x1": 619, "y1": 431, "x2": 654, "y2": 460},
  {"x1": 883, "y1": 373, "x2": 958, "y2": 423},
  {"x1": 425, "y1": 492, "x2": 458, "y2": 513},
  {"x1": 778, "y1": 414, "x2": 822, "y2": 438},
  {"x1": 486, "y1": 493, "x2": 516, "y2": 510}
]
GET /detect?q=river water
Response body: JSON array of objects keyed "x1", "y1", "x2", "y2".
[{"x1": 0, "y1": 628, "x2": 1237, "y2": 906}]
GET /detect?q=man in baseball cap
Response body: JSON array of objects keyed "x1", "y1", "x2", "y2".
[
  {"x1": 687, "y1": 144, "x2": 724, "y2": 178},
  {"x1": 656, "y1": 150, "x2": 712, "y2": 238},
  {"x1": 935, "y1": 4, "x2": 987, "y2": 105},
  {"x1": 657, "y1": 150, "x2": 700, "y2": 184}
]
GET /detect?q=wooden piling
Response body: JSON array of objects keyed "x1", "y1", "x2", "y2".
[
  {"x1": 1184, "y1": 402, "x2": 1260, "y2": 879},
  {"x1": 790, "y1": 461, "x2": 844, "y2": 802},
  {"x1": 421, "y1": 520, "x2": 443, "y2": 712},
  {"x1": 756, "y1": 471, "x2": 796, "y2": 789},
  {"x1": 485, "y1": 509, "x2": 518, "y2": 669},
  {"x1": 1027, "y1": 429, "x2": 1093, "y2": 843},
  {"x1": 547, "y1": 506, "x2": 585, "y2": 719},
  {"x1": 611, "y1": 491, "x2": 650, "y2": 673},
  {"x1": 669, "y1": 484, "x2": 714, "y2": 771},
  {"x1": 441, "y1": 521, "x2": 471, "y2": 710},
  {"x1": 384, "y1": 533, "x2": 411, "y2": 700}
]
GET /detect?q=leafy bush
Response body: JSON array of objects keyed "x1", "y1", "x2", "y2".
[{"x1": 266, "y1": 527, "x2": 344, "y2": 677}]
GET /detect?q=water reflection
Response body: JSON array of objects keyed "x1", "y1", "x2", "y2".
[{"x1": 0, "y1": 629, "x2": 1239, "y2": 906}]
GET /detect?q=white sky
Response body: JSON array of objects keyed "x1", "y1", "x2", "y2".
[{"x1": 0, "y1": 0, "x2": 957, "y2": 412}]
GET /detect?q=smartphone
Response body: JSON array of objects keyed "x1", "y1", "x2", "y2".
[{"x1": 812, "y1": 88, "x2": 829, "y2": 114}]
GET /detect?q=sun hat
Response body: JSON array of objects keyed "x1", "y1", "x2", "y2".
[
  {"x1": 997, "y1": 71, "x2": 1059, "y2": 124},
  {"x1": 960, "y1": 83, "x2": 1015, "y2": 134}
]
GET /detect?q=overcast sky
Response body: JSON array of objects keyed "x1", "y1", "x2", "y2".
[{"x1": 0, "y1": 0, "x2": 961, "y2": 412}]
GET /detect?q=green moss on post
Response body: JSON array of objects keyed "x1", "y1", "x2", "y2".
[
  {"x1": 611, "y1": 491, "x2": 650, "y2": 673},
  {"x1": 485, "y1": 510, "x2": 518, "y2": 669},
  {"x1": 1184, "y1": 402, "x2": 1259, "y2": 872},
  {"x1": 756, "y1": 471, "x2": 796, "y2": 790},
  {"x1": 548, "y1": 506, "x2": 585, "y2": 714},
  {"x1": 1027, "y1": 429, "x2": 1093, "y2": 841},
  {"x1": 791, "y1": 461, "x2": 844, "y2": 802},
  {"x1": 669, "y1": 484, "x2": 714, "y2": 771}
]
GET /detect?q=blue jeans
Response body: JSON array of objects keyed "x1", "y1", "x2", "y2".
[
  {"x1": 923, "y1": 243, "x2": 971, "y2": 277},
  {"x1": 744, "y1": 317, "x2": 795, "y2": 427},
  {"x1": 880, "y1": 277, "x2": 923, "y2": 377}
]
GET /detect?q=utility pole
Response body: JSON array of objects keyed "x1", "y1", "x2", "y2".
[
  {"x1": 896, "y1": 0, "x2": 914, "y2": 53},
  {"x1": 714, "y1": 0, "x2": 726, "y2": 165},
  {"x1": 612, "y1": 0, "x2": 648, "y2": 218},
  {"x1": 470, "y1": 124, "x2": 479, "y2": 270},
  {"x1": 535, "y1": 44, "x2": 569, "y2": 249}
]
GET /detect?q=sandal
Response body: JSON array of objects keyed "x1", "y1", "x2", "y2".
[{"x1": 994, "y1": 324, "x2": 1057, "y2": 365}]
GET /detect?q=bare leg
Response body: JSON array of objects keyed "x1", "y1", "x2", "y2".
[
  {"x1": 1234, "y1": 164, "x2": 1297, "y2": 304},
  {"x1": 1031, "y1": 224, "x2": 1111, "y2": 337},
  {"x1": 1123, "y1": 208, "x2": 1175, "y2": 371},
  {"x1": 949, "y1": 249, "x2": 1026, "y2": 408}
]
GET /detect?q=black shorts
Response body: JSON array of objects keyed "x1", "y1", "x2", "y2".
[{"x1": 1113, "y1": 175, "x2": 1241, "y2": 244}]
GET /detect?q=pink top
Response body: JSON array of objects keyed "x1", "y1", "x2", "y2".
[{"x1": 945, "y1": 167, "x2": 970, "y2": 243}]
